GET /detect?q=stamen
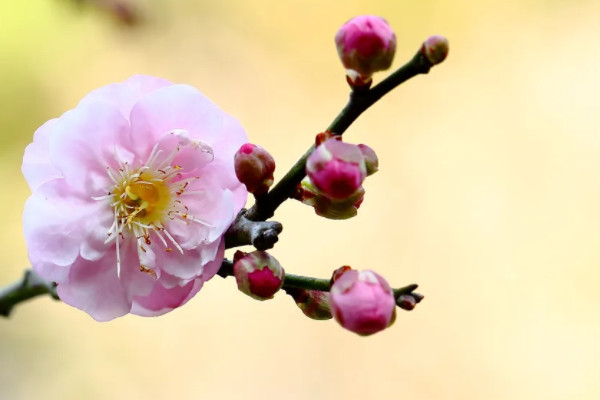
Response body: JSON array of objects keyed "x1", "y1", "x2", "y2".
[
  {"x1": 145, "y1": 144, "x2": 162, "y2": 169},
  {"x1": 161, "y1": 228, "x2": 184, "y2": 254},
  {"x1": 139, "y1": 265, "x2": 158, "y2": 280},
  {"x1": 185, "y1": 215, "x2": 214, "y2": 227},
  {"x1": 132, "y1": 221, "x2": 153, "y2": 230},
  {"x1": 106, "y1": 167, "x2": 120, "y2": 185},
  {"x1": 115, "y1": 207, "x2": 121, "y2": 278},
  {"x1": 153, "y1": 228, "x2": 168, "y2": 248},
  {"x1": 94, "y1": 135, "x2": 212, "y2": 281},
  {"x1": 92, "y1": 193, "x2": 113, "y2": 201}
]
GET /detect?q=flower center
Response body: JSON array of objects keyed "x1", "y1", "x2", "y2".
[
  {"x1": 114, "y1": 171, "x2": 172, "y2": 226},
  {"x1": 95, "y1": 135, "x2": 214, "y2": 279}
]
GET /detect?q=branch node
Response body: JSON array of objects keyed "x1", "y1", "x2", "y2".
[{"x1": 225, "y1": 210, "x2": 283, "y2": 250}]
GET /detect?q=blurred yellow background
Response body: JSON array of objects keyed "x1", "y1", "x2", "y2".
[{"x1": 2, "y1": 0, "x2": 600, "y2": 399}]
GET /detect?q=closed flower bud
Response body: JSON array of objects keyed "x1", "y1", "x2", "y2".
[
  {"x1": 306, "y1": 139, "x2": 367, "y2": 200},
  {"x1": 287, "y1": 288, "x2": 332, "y2": 320},
  {"x1": 234, "y1": 143, "x2": 276, "y2": 196},
  {"x1": 421, "y1": 35, "x2": 449, "y2": 66},
  {"x1": 335, "y1": 15, "x2": 396, "y2": 79},
  {"x1": 234, "y1": 251, "x2": 284, "y2": 300},
  {"x1": 300, "y1": 178, "x2": 365, "y2": 220},
  {"x1": 358, "y1": 144, "x2": 378, "y2": 176},
  {"x1": 329, "y1": 269, "x2": 396, "y2": 336}
]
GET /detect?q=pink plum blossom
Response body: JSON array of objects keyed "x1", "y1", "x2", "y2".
[
  {"x1": 306, "y1": 138, "x2": 367, "y2": 200},
  {"x1": 22, "y1": 75, "x2": 248, "y2": 321},
  {"x1": 233, "y1": 250, "x2": 284, "y2": 300},
  {"x1": 335, "y1": 15, "x2": 396, "y2": 78},
  {"x1": 329, "y1": 269, "x2": 396, "y2": 336},
  {"x1": 234, "y1": 143, "x2": 275, "y2": 195}
]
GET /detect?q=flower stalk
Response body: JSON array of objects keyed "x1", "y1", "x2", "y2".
[{"x1": 0, "y1": 270, "x2": 58, "y2": 317}]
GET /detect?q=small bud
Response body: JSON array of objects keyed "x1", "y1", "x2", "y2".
[
  {"x1": 234, "y1": 143, "x2": 276, "y2": 196},
  {"x1": 345, "y1": 70, "x2": 372, "y2": 89},
  {"x1": 300, "y1": 178, "x2": 365, "y2": 220},
  {"x1": 234, "y1": 251, "x2": 284, "y2": 300},
  {"x1": 358, "y1": 144, "x2": 378, "y2": 176},
  {"x1": 397, "y1": 294, "x2": 417, "y2": 311},
  {"x1": 421, "y1": 35, "x2": 449, "y2": 66},
  {"x1": 287, "y1": 288, "x2": 333, "y2": 320},
  {"x1": 306, "y1": 139, "x2": 367, "y2": 200},
  {"x1": 329, "y1": 269, "x2": 396, "y2": 336},
  {"x1": 335, "y1": 15, "x2": 396, "y2": 80}
]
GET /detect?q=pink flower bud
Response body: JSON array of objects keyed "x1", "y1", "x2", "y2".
[
  {"x1": 335, "y1": 15, "x2": 396, "y2": 78},
  {"x1": 421, "y1": 35, "x2": 449, "y2": 66},
  {"x1": 306, "y1": 139, "x2": 367, "y2": 200},
  {"x1": 287, "y1": 288, "x2": 332, "y2": 320},
  {"x1": 234, "y1": 251, "x2": 284, "y2": 300},
  {"x1": 234, "y1": 143, "x2": 276, "y2": 196},
  {"x1": 300, "y1": 178, "x2": 365, "y2": 220},
  {"x1": 358, "y1": 144, "x2": 378, "y2": 176},
  {"x1": 329, "y1": 269, "x2": 396, "y2": 336}
]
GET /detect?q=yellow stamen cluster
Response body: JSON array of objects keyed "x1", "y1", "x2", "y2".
[{"x1": 114, "y1": 171, "x2": 172, "y2": 227}]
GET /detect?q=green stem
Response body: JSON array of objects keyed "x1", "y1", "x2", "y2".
[
  {"x1": 283, "y1": 274, "x2": 331, "y2": 291},
  {"x1": 0, "y1": 270, "x2": 58, "y2": 317},
  {"x1": 217, "y1": 259, "x2": 418, "y2": 297},
  {"x1": 245, "y1": 50, "x2": 433, "y2": 221}
]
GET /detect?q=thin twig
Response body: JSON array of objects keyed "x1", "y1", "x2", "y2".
[
  {"x1": 0, "y1": 270, "x2": 58, "y2": 317},
  {"x1": 245, "y1": 50, "x2": 434, "y2": 221}
]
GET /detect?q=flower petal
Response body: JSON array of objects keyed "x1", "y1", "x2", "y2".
[
  {"x1": 22, "y1": 118, "x2": 63, "y2": 191},
  {"x1": 57, "y1": 255, "x2": 131, "y2": 322},
  {"x1": 130, "y1": 277, "x2": 202, "y2": 317},
  {"x1": 129, "y1": 84, "x2": 224, "y2": 160},
  {"x1": 49, "y1": 99, "x2": 132, "y2": 196},
  {"x1": 209, "y1": 114, "x2": 249, "y2": 210},
  {"x1": 24, "y1": 179, "x2": 101, "y2": 269}
]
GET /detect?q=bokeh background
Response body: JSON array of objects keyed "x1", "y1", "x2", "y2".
[{"x1": 2, "y1": 0, "x2": 600, "y2": 399}]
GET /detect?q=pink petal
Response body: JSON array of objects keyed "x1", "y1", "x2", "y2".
[
  {"x1": 48, "y1": 100, "x2": 132, "y2": 196},
  {"x1": 57, "y1": 255, "x2": 131, "y2": 322},
  {"x1": 130, "y1": 277, "x2": 202, "y2": 317},
  {"x1": 210, "y1": 114, "x2": 249, "y2": 210},
  {"x1": 155, "y1": 236, "x2": 224, "y2": 281},
  {"x1": 131, "y1": 244, "x2": 224, "y2": 317},
  {"x1": 129, "y1": 84, "x2": 224, "y2": 160},
  {"x1": 153, "y1": 129, "x2": 215, "y2": 175},
  {"x1": 22, "y1": 118, "x2": 62, "y2": 191},
  {"x1": 79, "y1": 75, "x2": 172, "y2": 121},
  {"x1": 23, "y1": 179, "x2": 103, "y2": 269}
]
